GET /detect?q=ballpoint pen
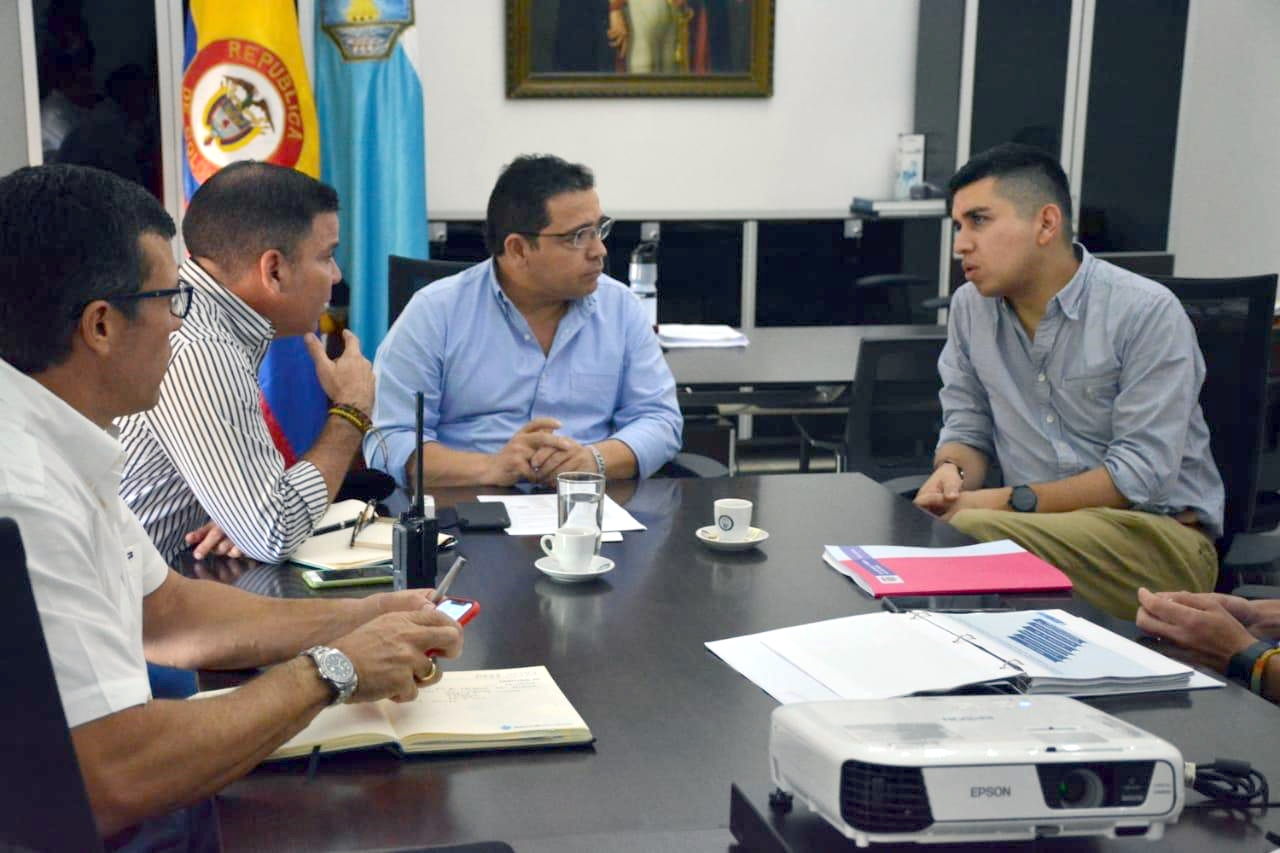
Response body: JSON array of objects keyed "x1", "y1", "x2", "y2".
[{"x1": 431, "y1": 555, "x2": 467, "y2": 603}]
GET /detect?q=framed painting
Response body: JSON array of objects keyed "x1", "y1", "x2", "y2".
[{"x1": 506, "y1": 0, "x2": 775, "y2": 98}]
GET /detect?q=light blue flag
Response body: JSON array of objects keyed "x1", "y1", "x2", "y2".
[{"x1": 315, "y1": 0, "x2": 429, "y2": 357}]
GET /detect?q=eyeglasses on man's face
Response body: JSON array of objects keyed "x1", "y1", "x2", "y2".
[
  {"x1": 109, "y1": 282, "x2": 195, "y2": 319},
  {"x1": 516, "y1": 216, "x2": 614, "y2": 250}
]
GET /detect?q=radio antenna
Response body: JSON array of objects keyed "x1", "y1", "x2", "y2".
[{"x1": 414, "y1": 391, "x2": 425, "y2": 517}]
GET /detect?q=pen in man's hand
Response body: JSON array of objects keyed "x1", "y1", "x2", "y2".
[{"x1": 431, "y1": 555, "x2": 467, "y2": 604}]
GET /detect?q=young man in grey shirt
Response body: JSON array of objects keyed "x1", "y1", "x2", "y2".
[{"x1": 915, "y1": 143, "x2": 1221, "y2": 619}]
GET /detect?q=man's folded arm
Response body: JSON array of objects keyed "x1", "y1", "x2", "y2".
[
  {"x1": 147, "y1": 344, "x2": 328, "y2": 563},
  {"x1": 609, "y1": 305, "x2": 684, "y2": 478}
]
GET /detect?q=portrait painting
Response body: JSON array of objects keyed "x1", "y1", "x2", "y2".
[{"x1": 507, "y1": 0, "x2": 775, "y2": 97}]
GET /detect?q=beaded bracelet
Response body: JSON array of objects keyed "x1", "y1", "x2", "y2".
[
  {"x1": 1250, "y1": 646, "x2": 1279, "y2": 695},
  {"x1": 328, "y1": 403, "x2": 372, "y2": 435}
]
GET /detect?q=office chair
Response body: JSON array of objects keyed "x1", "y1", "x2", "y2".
[
  {"x1": 795, "y1": 335, "x2": 948, "y2": 483},
  {"x1": 0, "y1": 518, "x2": 105, "y2": 852},
  {"x1": 387, "y1": 255, "x2": 473, "y2": 327},
  {"x1": 852, "y1": 274, "x2": 930, "y2": 325},
  {"x1": 1153, "y1": 275, "x2": 1280, "y2": 594},
  {"x1": 654, "y1": 451, "x2": 731, "y2": 478}
]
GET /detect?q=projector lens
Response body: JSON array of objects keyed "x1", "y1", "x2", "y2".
[{"x1": 1057, "y1": 768, "x2": 1104, "y2": 808}]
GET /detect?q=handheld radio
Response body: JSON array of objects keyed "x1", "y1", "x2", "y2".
[{"x1": 392, "y1": 392, "x2": 437, "y2": 589}]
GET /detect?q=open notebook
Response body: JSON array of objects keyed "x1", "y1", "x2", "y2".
[
  {"x1": 199, "y1": 666, "x2": 593, "y2": 759},
  {"x1": 290, "y1": 500, "x2": 454, "y2": 570}
]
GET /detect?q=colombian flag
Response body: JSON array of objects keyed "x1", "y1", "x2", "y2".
[{"x1": 183, "y1": 0, "x2": 329, "y2": 461}]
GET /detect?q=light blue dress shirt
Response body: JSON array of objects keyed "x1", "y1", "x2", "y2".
[
  {"x1": 937, "y1": 246, "x2": 1224, "y2": 538},
  {"x1": 367, "y1": 259, "x2": 683, "y2": 486}
]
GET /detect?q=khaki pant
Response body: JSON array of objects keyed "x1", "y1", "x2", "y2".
[{"x1": 950, "y1": 507, "x2": 1219, "y2": 620}]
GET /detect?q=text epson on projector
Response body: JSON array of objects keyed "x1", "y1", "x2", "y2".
[{"x1": 769, "y1": 695, "x2": 1183, "y2": 846}]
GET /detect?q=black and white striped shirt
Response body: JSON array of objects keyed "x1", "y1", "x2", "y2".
[{"x1": 118, "y1": 259, "x2": 329, "y2": 565}]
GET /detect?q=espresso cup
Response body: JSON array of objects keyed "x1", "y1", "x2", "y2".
[
  {"x1": 713, "y1": 498, "x2": 753, "y2": 542},
  {"x1": 540, "y1": 527, "x2": 598, "y2": 573}
]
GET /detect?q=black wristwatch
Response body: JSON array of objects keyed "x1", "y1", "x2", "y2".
[
  {"x1": 1227, "y1": 640, "x2": 1276, "y2": 688},
  {"x1": 1009, "y1": 485, "x2": 1038, "y2": 513}
]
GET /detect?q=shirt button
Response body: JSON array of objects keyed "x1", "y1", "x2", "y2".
[
  {"x1": 1046, "y1": 414, "x2": 1056, "y2": 424},
  {"x1": 1037, "y1": 373, "x2": 1046, "y2": 382}
]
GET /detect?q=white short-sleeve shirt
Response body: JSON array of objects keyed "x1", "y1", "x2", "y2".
[{"x1": 0, "y1": 359, "x2": 169, "y2": 729}]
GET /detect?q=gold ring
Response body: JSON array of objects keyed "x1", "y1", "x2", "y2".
[{"x1": 415, "y1": 659, "x2": 441, "y2": 686}]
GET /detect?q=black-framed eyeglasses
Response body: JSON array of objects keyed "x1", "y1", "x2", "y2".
[
  {"x1": 109, "y1": 283, "x2": 195, "y2": 319},
  {"x1": 516, "y1": 216, "x2": 614, "y2": 250}
]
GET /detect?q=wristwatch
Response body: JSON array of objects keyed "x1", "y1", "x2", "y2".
[
  {"x1": 1009, "y1": 485, "x2": 1038, "y2": 513},
  {"x1": 302, "y1": 645, "x2": 358, "y2": 705},
  {"x1": 1227, "y1": 640, "x2": 1276, "y2": 689},
  {"x1": 588, "y1": 445, "x2": 607, "y2": 478}
]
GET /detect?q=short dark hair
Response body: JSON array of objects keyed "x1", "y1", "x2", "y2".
[
  {"x1": 484, "y1": 155, "x2": 595, "y2": 256},
  {"x1": 182, "y1": 161, "x2": 340, "y2": 274},
  {"x1": 948, "y1": 143, "x2": 1074, "y2": 241},
  {"x1": 0, "y1": 164, "x2": 175, "y2": 375}
]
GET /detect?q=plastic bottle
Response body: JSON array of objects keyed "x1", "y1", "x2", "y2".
[{"x1": 628, "y1": 241, "x2": 659, "y2": 329}]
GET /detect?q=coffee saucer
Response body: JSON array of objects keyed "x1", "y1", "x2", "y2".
[
  {"x1": 535, "y1": 555, "x2": 615, "y2": 583},
  {"x1": 696, "y1": 525, "x2": 769, "y2": 551}
]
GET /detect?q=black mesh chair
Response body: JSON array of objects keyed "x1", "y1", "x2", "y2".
[
  {"x1": 1154, "y1": 274, "x2": 1280, "y2": 594},
  {"x1": 795, "y1": 334, "x2": 947, "y2": 483},
  {"x1": 853, "y1": 274, "x2": 930, "y2": 325},
  {"x1": 388, "y1": 255, "x2": 473, "y2": 327},
  {"x1": 0, "y1": 518, "x2": 104, "y2": 852}
]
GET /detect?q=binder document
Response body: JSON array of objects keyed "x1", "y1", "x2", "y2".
[{"x1": 706, "y1": 609, "x2": 1221, "y2": 704}]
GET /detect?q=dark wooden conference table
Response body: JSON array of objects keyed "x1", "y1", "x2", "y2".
[{"x1": 203, "y1": 474, "x2": 1280, "y2": 852}]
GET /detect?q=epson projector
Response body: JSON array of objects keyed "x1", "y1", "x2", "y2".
[{"x1": 769, "y1": 695, "x2": 1183, "y2": 846}]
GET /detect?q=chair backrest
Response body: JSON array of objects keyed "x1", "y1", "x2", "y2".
[
  {"x1": 0, "y1": 518, "x2": 104, "y2": 852},
  {"x1": 843, "y1": 334, "x2": 948, "y2": 481},
  {"x1": 388, "y1": 256, "x2": 473, "y2": 327},
  {"x1": 1152, "y1": 274, "x2": 1278, "y2": 552}
]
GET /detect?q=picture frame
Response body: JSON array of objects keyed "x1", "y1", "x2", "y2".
[{"x1": 506, "y1": 0, "x2": 775, "y2": 98}]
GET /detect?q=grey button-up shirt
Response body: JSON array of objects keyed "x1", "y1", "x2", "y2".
[{"x1": 937, "y1": 245, "x2": 1224, "y2": 538}]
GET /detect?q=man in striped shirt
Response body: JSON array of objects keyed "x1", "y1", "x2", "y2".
[
  {"x1": 0, "y1": 164, "x2": 462, "y2": 846},
  {"x1": 119, "y1": 162, "x2": 374, "y2": 565}
]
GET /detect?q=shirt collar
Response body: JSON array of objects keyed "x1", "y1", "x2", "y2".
[
  {"x1": 1049, "y1": 243, "x2": 1094, "y2": 321},
  {"x1": 0, "y1": 357, "x2": 124, "y2": 499},
  {"x1": 180, "y1": 258, "x2": 275, "y2": 355}
]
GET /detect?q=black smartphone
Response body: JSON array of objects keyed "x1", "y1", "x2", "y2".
[{"x1": 453, "y1": 501, "x2": 512, "y2": 531}]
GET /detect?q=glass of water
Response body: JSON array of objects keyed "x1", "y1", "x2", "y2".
[{"x1": 556, "y1": 472, "x2": 605, "y2": 533}]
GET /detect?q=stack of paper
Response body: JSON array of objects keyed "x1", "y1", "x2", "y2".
[
  {"x1": 822, "y1": 540, "x2": 1073, "y2": 597},
  {"x1": 657, "y1": 324, "x2": 749, "y2": 349}
]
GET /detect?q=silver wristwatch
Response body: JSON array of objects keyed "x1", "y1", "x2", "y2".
[{"x1": 302, "y1": 645, "x2": 357, "y2": 705}]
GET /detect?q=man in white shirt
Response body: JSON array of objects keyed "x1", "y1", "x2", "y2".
[
  {"x1": 118, "y1": 161, "x2": 374, "y2": 565},
  {"x1": 0, "y1": 164, "x2": 462, "y2": 846}
]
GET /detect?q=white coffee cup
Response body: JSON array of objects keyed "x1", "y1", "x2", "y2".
[
  {"x1": 540, "y1": 527, "x2": 598, "y2": 573},
  {"x1": 713, "y1": 498, "x2": 753, "y2": 542}
]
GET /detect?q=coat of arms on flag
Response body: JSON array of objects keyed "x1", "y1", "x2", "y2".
[{"x1": 321, "y1": 0, "x2": 414, "y2": 61}]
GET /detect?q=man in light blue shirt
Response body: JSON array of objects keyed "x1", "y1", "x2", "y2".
[
  {"x1": 914, "y1": 143, "x2": 1221, "y2": 619},
  {"x1": 368, "y1": 155, "x2": 682, "y2": 488}
]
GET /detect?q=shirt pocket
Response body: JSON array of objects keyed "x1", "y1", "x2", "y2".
[
  {"x1": 1059, "y1": 369, "x2": 1121, "y2": 438},
  {"x1": 571, "y1": 370, "x2": 622, "y2": 403}
]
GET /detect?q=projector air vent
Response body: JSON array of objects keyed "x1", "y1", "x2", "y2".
[{"x1": 840, "y1": 759, "x2": 934, "y2": 833}]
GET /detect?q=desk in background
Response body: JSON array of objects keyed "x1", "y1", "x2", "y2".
[
  {"x1": 666, "y1": 326, "x2": 947, "y2": 469},
  {"x1": 207, "y1": 474, "x2": 1280, "y2": 852}
]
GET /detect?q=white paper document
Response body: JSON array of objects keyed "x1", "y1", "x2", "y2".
[
  {"x1": 657, "y1": 324, "x2": 749, "y2": 349},
  {"x1": 476, "y1": 494, "x2": 644, "y2": 539},
  {"x1": 707, "y1": 609, "x2": 1222, "y2": 704}
]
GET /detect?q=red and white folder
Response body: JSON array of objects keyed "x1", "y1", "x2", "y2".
[{"x1": 822, "y1": 540, "x2": 1073, "y2": 598}]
